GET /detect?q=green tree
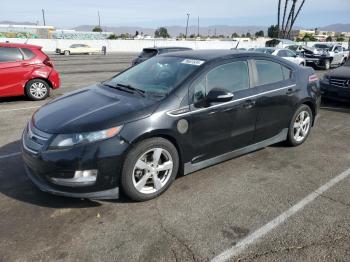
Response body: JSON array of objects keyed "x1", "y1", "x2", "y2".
[
  {"x1": 336, "y1": 37, "x2": 345, "y2": 42},
  {"x1": 302, "y1": 33, "x2": 316, "y2": 42},
  {"x1": 326, "y1": 36, "x2": 333, "y2": 42},
  {"x1": 92, "y1": 26, "x2": 102, "y2": 32},
  {"x1": 267, "y1": 25, "x2": 279, "y2": 38},
  {"x1": 232, "y1": 32, "x2": 239, "y2": 38},
  {"x1": 107, "y1": 34, "x2": 118, "y2": 40},
  {"x1": 246, "y1": 32, "x2": 252, "y2": 38},
  {"x1": 255, "y1": 30, "x2": 265, "y2": 37},
  {"x1": 241, "y1": 33, "x2": 246, "y2": 38},
  {"x1": 155, "y1": 27, "x2": 170, "y2": 38}
]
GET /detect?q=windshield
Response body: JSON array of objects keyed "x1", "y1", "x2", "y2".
[
  {"x1": 255, "y1": 48, "x2": 274, "y2": 54},
  {"x1": 314, "y1": 44, "x2": 331, "y2": 50},
  {"x1": 105, "y1": 56, "x2": 204, "y2": 96}
]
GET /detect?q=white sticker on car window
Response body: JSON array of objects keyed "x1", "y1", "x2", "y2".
[{"x1": 181, "y1": 59, "x2": 205, "y2": 66}]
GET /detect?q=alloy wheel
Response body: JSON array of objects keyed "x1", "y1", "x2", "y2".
[
  {"x1": 132, "y1": 148, "x2": 173, "y2": 194},
  {"x1": 29, "y1": 82, "x2": 47, "y2": 99},
  {"x1": 293, "y1": 110, "x2": 311, "y2": 142}
]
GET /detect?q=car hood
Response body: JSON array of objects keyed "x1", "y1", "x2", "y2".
[
  {"x1": 328, "y1": 66, "x2": 350, "y2": 78},
  {"x1": 33, "y1": 85, "x2": 159, "y2": 134}
]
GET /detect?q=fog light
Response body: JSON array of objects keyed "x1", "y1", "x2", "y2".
[{"x1": 50, "y1": 170, "x2": 98, "y2": 187}]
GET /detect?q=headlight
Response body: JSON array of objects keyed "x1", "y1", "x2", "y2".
[{"x1": 49, "y1": 126, "x2": 122, "y2": 148}]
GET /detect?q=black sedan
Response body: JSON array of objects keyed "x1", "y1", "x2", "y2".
[
  {"x1": 321, "y1": 59, "x2": 350, "y2": 101},
  {"x1": 22, "y1": 50, "x2": 321, "y2": 201}
]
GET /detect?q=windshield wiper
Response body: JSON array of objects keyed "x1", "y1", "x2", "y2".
[
  {"x1": 116, "y1": 83, "x2": 146, "y2": 97},
  {"x1": 100, "y1": 82, "x2": 134, "y2": 94}
]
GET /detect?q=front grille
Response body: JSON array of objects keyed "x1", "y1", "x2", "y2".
[
  {"x1": 330, "y1": 78, "x2": 350, "y2": 88},
  {"x1": 23, "y1": 123, "x2": 52, "y2": 154}
]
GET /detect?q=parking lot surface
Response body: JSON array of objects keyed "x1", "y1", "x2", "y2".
[{"x1": 0, "y1": 53, "x2": 349, "y2": 262}]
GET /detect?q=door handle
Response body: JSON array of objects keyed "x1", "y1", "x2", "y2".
[
  {"x1": 286, "y1": 88, "x2": 295, "y2": 96},
  {"x1": 243, "y1": 99, "x2": 256, "y2": 109}
]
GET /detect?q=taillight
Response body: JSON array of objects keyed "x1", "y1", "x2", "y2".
[
  {"x1": 308, "y1": 74, "x2": 319, "y2": 83},
  {"x1": 43, "y1": 57, "x2": 53, "y2": 68}
]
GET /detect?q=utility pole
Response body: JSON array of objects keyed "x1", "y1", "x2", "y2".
[
  {"x1": 197, "y1": 16, "x2": 199, "y2": 37},
  {"x1": 42, "y1": 9, "x2": 46, "y2": 26},
  {"x1": 98, "y1": 11, "x2": 101, "y2": 28},
  {"x1": 185, "y1": 13, "x2": 190, "y2": 39}
]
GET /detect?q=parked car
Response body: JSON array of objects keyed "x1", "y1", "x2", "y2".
[
  {"x1": 0, "y1": 43, "x2": 60, "y2": 100},
  {"x1": 320, "y1": 59, "x2": 350, "y2": 101},
  {"x1": 22, "y1": 50, "x2": 320, "y2": 201},
  {"x1": 255, "y1": 47, "x2": 306, "y2": 66},
  {"x1": 56, "y1": 44, "x2": 100, "y2": 55},
  {"x1": 132, "y1": 47, "x2": 192, "y2": 66},
  {"x1": 301, "y1": 43, "x2": 345, "y2": 70}
]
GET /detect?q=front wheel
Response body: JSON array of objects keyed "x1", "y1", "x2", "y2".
[
  {"x1": 121, "y1": 138, "x2": 179, "y2": 201},
  {"x1": 287, "y1": 105, "x2": 313, "y2": 146},
  {"x1": 64, "y1": 50, "x2": 70, "y2": 55}
]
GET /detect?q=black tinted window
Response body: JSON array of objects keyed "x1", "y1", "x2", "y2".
[
  {"x1": 0, "y1": 47, "x2": 23, "y2": 62},
  {"x1": 21, "y1": 48, "x2": 35, "y2": 60},
  {"x1": 140, "y1": 49, "x2": 157, "y2": 58},
  {"x1": 282, "y1": 66, "x2": 292, "y2": 79},
  {"x1": 255, "y1": 60, "x2": 284, "y2": 85},
  {"x1": 193, "y1": 61, "x2": 249, "y2": 103}
]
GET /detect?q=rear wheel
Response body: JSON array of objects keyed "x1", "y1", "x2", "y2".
[
  {"x1": 287, "y1": 105, "x2": 313, "y2": 146},
  {"x1": 25, "y1": 79, "x2": 50, "y2": 101},
  {"x1": 121, "y1": 138, "x2": 179, "y2": 201}
]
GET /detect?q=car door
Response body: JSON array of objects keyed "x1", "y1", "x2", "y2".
[
  {"x1": 188, "y1": 59, "x2": 257, "y2": 163},
  {"x1": 333, "y1": 46, "x2": 343, "y2": 65},
  {"x1": 0, "y1": 47, "x2": 29, "y2": 97},
  {"x1": 251, "y1": 59, "x2": 297, "y2": 142}
]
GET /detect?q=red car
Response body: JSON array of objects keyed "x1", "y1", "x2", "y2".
[{"x1": 0, "y1": 43, "x2": 60, "y2": 100}]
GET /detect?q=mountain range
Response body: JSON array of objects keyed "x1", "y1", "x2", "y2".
[{"x1": 1, "y1": 21, "x2": 350, "y2": 36}]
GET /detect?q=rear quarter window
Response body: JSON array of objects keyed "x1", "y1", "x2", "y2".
[
  {"x1": 0, "y1": 47, "x2": 23, "y2": 62},
  {"x1": 21, "y1": 48, "x2": 36, "y2": 60}
]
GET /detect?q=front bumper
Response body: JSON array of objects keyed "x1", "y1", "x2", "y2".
[
  {"x1": 22, "y1": 125, "x2": 129, "y2": 200},
  {"x1": 320, "y1": 81, "x2": 350, "y2": 101}
]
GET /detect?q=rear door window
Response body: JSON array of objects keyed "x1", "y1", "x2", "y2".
[
  {"x1": 0, "y1": 47, "x2": 23, "y2": 62},
  {"x1": 255, "y1": 60, "x2": 284, "y2": 85}
]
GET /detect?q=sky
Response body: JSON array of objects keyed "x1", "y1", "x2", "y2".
[{"x1": 1, "y1": 0, "x2": 350, "y2": 28}]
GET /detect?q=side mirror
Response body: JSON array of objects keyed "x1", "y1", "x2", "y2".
[{"x1": 207, "y1": 87, "x2": 234, "y2": 103}]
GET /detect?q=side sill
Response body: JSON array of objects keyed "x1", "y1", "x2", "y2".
[{"x1": 184, "y1": 128, "x2": 288, "y2": 175}]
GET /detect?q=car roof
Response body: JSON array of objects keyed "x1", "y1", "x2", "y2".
[
  {"x1": 144, "y1": 46, "x2": 192, "y2": 51},
  {"x1": 162, "y1": 49, "x2": 299, "y2": 68},
  {"x1": 0, "y1": 42, "x2": 42, "y2": 49}
]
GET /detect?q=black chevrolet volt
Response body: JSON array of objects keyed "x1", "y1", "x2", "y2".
[{"x1": 22, "y1": 50, "x2": 321, "y2": 201}]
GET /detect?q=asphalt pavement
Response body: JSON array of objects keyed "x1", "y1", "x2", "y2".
[{"x1": 0, "y1": 53, "x2": 349, "y2": 262}]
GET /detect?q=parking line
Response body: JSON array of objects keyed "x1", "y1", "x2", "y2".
[
  {"x1": 0, "y1": 152, "x2": 21, "y2": 160},
  {"x1": 211, "y1": 167, "x2": 350, "y2": 262},
  {"x1": 0, "y1": 106, "x2": 40, "y2": 113}
]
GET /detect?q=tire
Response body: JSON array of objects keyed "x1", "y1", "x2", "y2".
[
  {"x1": 299, "y1": 62, "x2": 305, "y2": 67},
  {"x1": 324, "y1": 59, "x2": 330, "y2": 70},
  {"x1": 64, "y1": 50, "x2": 70, "y2": 55},
  {"x1": 287, "y1": 104, "x2": 313, "y2": 147},
  {"x1": 25, "y1": 79, "x2": 50, "y2": 101},
  {"x1": 121, "y1": 138, "x2": 179, "y2": 201}
]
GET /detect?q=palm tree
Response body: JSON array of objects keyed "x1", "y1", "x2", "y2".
[
  {"x1": 281, "y1": 0, "x2": 289, "y2": 37},
  {"x1": 277, "y1": 0, "x2": 282, "y2": 37},
  {"x1": 287, "y1": 0, "x2": 306, "y2": 38}
]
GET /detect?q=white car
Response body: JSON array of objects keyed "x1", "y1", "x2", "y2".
[
  {"x1": 255, "y1": 47, "x2": 306, "y2": 66},
  {"x1": 56, "y1": 44, "x2": 101, "y2": 55}
]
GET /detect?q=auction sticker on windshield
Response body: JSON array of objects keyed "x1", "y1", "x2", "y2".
[{"x1": 181, "y1": 59, "x2": 205, "y2": 66}]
